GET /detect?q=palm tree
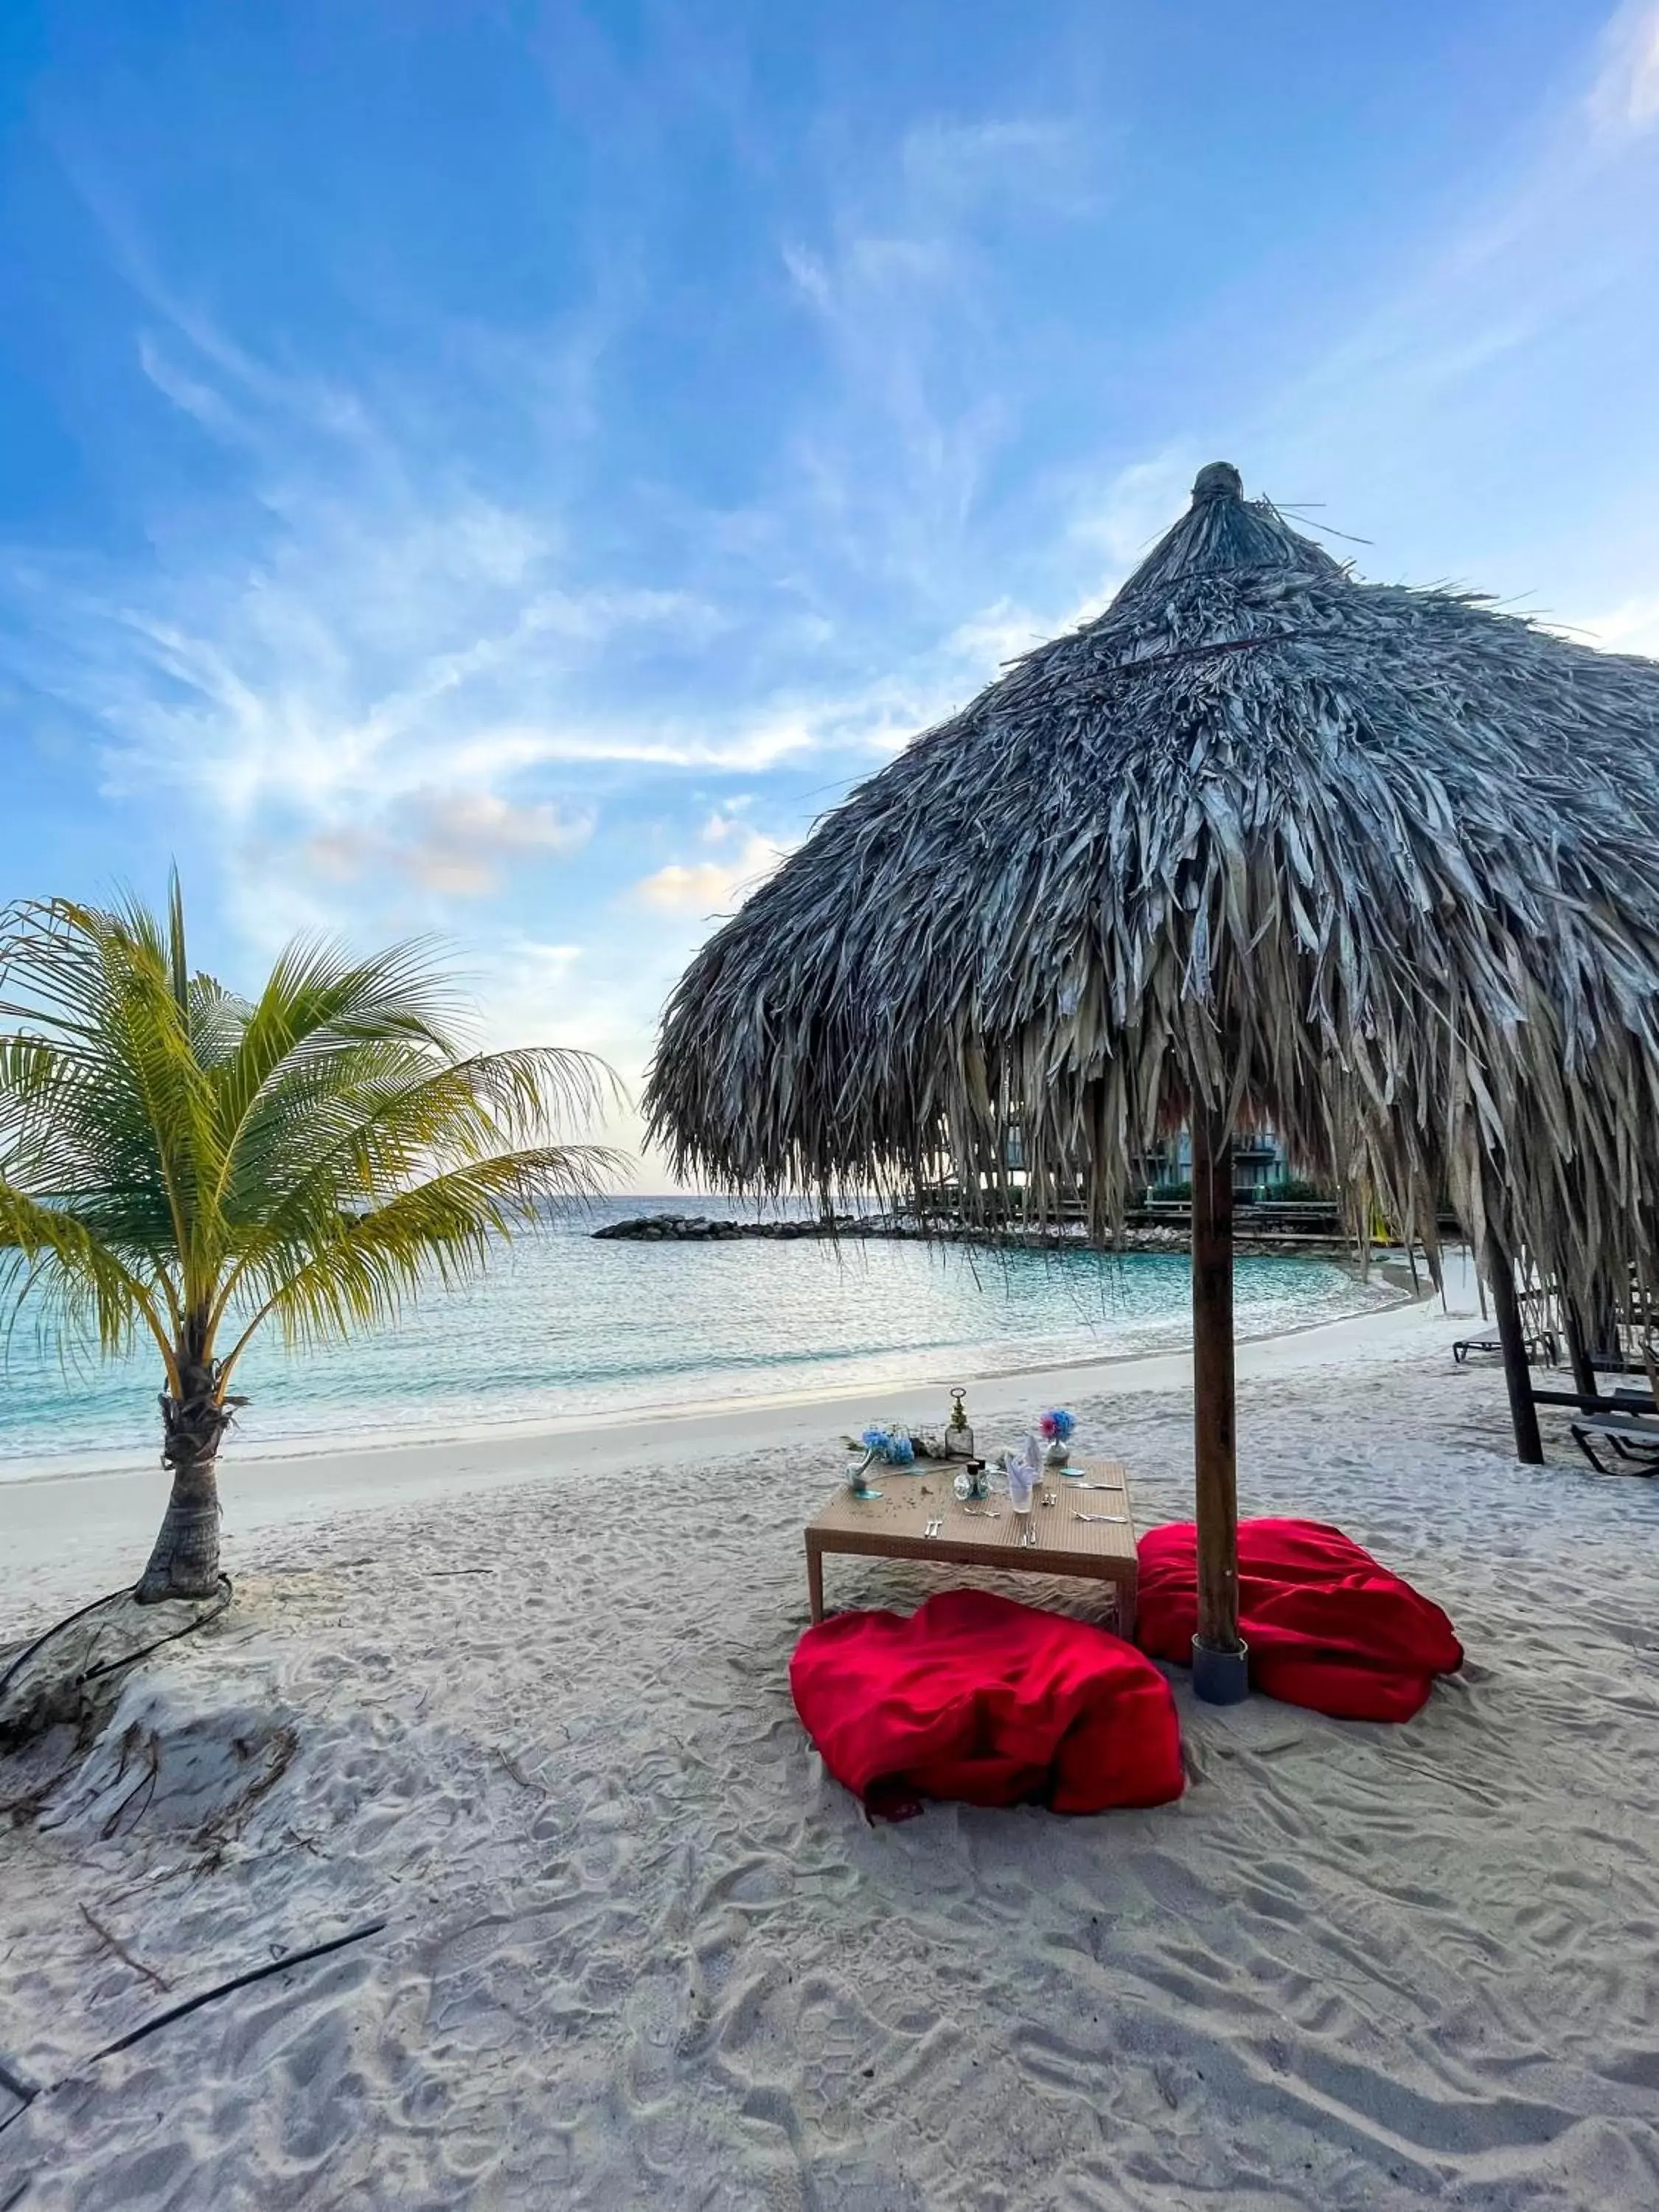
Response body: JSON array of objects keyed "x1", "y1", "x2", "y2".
[{"x1": 0, "y1": 880, "x2": 623, "y2": 1604}]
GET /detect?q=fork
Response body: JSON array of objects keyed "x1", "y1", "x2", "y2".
[{"x1": 1072, "y1": 1512, "x2": 1130, "y2": 1523}]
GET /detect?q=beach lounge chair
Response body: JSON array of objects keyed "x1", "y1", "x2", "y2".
[
  {"x1": 1454, "y1": 1280, "x2": 1559, "y2": 1368},
  {"x1": 1569, "y1": 1337, "x2": 1659, "y2": 1473},
  {"x1": 1454, "y1": 1278, "x2": 1559, "y2": 1368},
  {"x1": 1453, "y1": 1329, "x2": 1557, "y2": 1366},
  {"x1": 1569, "y1": 1409, "x2": 1659, "y2": 1476}
]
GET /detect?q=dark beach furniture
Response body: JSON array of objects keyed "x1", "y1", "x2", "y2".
[
  {"x1": 1453, "y1": 1329, "x2": 1558, "y2": 1367},
  {"x1": 1569, "y1": 1411, "x2": 1659, "y2": 1475},
  {"x1": 1454, "y1": 1277, "x2": 1559, "y2": 1371}
]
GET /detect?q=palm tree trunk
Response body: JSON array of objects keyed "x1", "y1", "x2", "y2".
[{"x1": 136, "y1": 1354, "x2": 232, "y2": 1604}]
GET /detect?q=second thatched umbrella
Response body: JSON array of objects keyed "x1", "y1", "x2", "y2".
[{"x1": 647, "y1": 464, "x2": 1659, "y2": 1695}]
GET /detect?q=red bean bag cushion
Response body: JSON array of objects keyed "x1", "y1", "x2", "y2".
[
  {"x1": 790, "y1": 1588, "x2": 1184, "y2": 1818},
  {"x1": 1136, "y1": 1517, "x2": 1463, "y2": 1722}
]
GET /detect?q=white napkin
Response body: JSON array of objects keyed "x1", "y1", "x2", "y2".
[{"x1": 1006, "y1": 1432, "x2": 1041, "y2": 1512}]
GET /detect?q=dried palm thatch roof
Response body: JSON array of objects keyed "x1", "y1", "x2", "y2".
[{"x1": 647, "y1": 464, "x2": 1659, "y2": 1316}]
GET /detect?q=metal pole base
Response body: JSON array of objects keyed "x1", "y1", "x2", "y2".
[{"x1": 1192, "y1": 1635, "x2": 1251, "y2": 1705}]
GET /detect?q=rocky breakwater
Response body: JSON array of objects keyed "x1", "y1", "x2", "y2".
[
  {"x1": 591, "y1": 1211, "x2": 863, "y2": 1242},
  {"x1": 591, "y1": 1211, "x2": 1366, "y2": 1259},
  {"x1": 590, "y1": 1211, "x2": 1191, "y2": 1250}
]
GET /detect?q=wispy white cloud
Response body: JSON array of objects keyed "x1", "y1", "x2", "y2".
[
  {"x1": 468, "y1": 933, "x2": 670, "y2": 1188},
  {"x1": 633, "y1": 830, "x2": 792, "y2": 916},
  {"x1": 473, "y1": 936, "x2": 589, "y2": 1043},
  {"x1": 1065, "y1": 449, "x2": 1200, "y2": 573},
  {"x1": 135, "y1": 333, "x2": 240, "y2": 436},
  {"x1": 774, "y1": 109, "x2": 1107, "y2": 602},
  {"x1": 921, "y1": 450, "x2": 1198, "y2": 677},
  {"x1": 77, "y1": 535, "x2": 720, "y2": 827},
  {"x1": 1588, "y1": 1, "x2": 1659, "y2": 137},
  {"x1": 305, "y1": 790, "x2": 591, "y2": 899},
  {"x1": 899, "y1": 115, "x2": 1100, "y2": 216},
  {"x1": 1562, "y1": 593, "x2": 1659, "y2": 657},
  {"x1": 1210, "y1": 11, "x2": 1658, "y2": 629},
  {"x1": 4, "y1": 294, "x2": 743, "y2": 931},
  {"x1": 436, "y1": 712, "x2": 819, "y2": 779},
  {"x1": 699, "y1": 801, "x2": 753, "y2": 843},
  {"x1": 17, "y1": 198, "x2": 1036, "y2": 948}
]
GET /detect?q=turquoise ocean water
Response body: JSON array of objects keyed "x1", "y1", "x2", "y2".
[{"x1": 0, "y1": 1197, "x2": 1391, "y2": 1478}]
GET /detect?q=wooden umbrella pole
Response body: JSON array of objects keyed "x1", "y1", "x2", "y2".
[
  {"x1": 1191, "y1": 1109, "x2": 1242, "y2": 1652},
  {"x1": 1484, "y1": 1234, "x2": 1545, "y2": 1464},
  {"x1": 1563, "y1": 1300, "x2": 1598, "y2": 1402}
]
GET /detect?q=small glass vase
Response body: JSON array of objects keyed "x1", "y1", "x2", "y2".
[
  {"x1": 847, "y1": 1449, "x2": 880, "y2": 1496},
  {"x1": 1043, "y1": 1440, "x2": 1071, "y2": 1470}
]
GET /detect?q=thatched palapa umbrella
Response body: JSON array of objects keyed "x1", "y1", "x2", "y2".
[{"x1": 647, "y1": 464, "x2": 1659, "y2": 1695}]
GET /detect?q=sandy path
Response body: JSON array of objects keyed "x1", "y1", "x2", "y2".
[{"x1": 3, "y1": 1315, "x2": 1659, "y2": 2208}]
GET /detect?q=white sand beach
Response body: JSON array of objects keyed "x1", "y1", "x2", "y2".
[{"x1": 4, "y1": 1276, "x2": 1659, "y2": 2211}]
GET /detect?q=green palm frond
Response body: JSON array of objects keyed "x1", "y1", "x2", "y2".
[
  {"x1": 1, "y1": 882, "x2": 626, "y2": 1410},
  {"x1": 0, "y1": 1180, "x2": 179, "y2": 1383},
  {"x1": 206, "y1": 933, "x2": 465, "y2": 1149},
  {"x1": 220, "y1": 1143, "x2": 627, "y2": 1370},
  {"x1": 212, "y1": 1048, "x2": 627, "y2": 1329},
  {"x1": 1, "y1": 891, "x2": 218, "y2": 1281}
]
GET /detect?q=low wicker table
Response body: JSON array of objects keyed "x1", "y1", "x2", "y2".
[{"x1": 804, "y1": 1458, "x2": 1138, "y2": 1635}]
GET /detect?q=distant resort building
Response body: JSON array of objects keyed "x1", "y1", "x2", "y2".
[
  {"x1": 947, "y1": 1126, "x2": 1319, "y2": 1218},
  {"x1": 1136, "y1": 1128, "x2": 1304, "y2": 1202}
]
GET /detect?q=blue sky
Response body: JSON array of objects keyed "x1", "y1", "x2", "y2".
[{"x1": 3, "y1": 1, "x2": 1658, "y2": 1182}]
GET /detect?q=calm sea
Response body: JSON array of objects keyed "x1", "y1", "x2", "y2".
[{"x1": 0, "y1": 1197, "x2": 1391, "y2": 1478}]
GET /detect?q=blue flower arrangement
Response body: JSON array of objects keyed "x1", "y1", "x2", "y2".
[
  {"x1": 860, "y1": 1425, "x2": 916, "y2": 1466},
  {"x1": 1039, "y1": 1408, "x2": 1076, "y2": 1444}
]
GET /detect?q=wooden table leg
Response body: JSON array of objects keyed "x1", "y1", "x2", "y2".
[{"x1": 806, "y1": 1534, "x2": 825, "y2": 1624}]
